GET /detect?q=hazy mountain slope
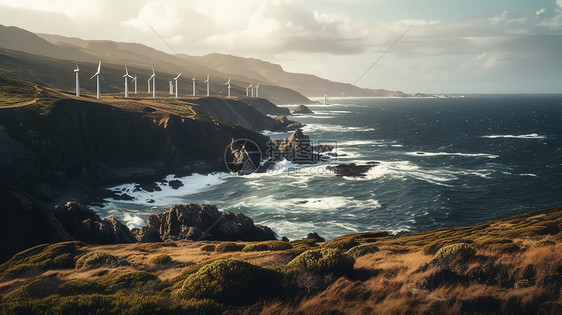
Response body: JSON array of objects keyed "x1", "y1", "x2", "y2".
[
  {"x1": 196, "y1": 53, "x2": 417, "y2": 98},
  {"x1": 0, "y1": 25, "x2": 93, "y2": 62}
]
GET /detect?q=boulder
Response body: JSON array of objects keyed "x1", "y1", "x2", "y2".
[
  {"x1": 293, "y1": 105, "x2": 313, "y2": 114},
  {"x1": 132, "y1": 204, "x2": 276, "y2": 242},
  {"x1": 307, "y1": 232, "x2": 326, "y2": 242},
  {"x1": 54, "y1": 202, "x2": 136, "y2": 244}
]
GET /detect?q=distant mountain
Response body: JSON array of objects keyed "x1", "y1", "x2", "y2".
[{"x1": 0, "y1": 24, "x2": 426, "y2": 104}]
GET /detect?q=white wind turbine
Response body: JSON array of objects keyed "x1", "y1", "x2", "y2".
[
  {"x1": 147, "y1": 77, "x2": 151, "y2": 93},
  {"x1": 123, "y1": 66, "x2": 133, "y2": 99},
  {"x1": 248, "y1": 83, "x2": 254, "y2": 97},
  {"x1": 245, "y1": 85, "x2": 250, "y2": 96},
  {"x1": 225, "y1": 77, "x2": 231, "y2": 98},
  {"x1": 192, "y1": 77, "x2": 196, "y2": 96},
  {"x1": 255, "y1": 83, "x2": 259, "y2": 98},
  {"x1": 174, "y1": 73, "x2": 182, "y2": 99},
  {"x1": 74, "y1": 64, "x2": 80, "y2": 97},
  {"x1": 169, "y1": 80, "x2": 174, "y2": 95},
  {"x1": 149, "y1": 67, "x2": 156, "y2": 99},
  {"x1": 204, "y1": 75, "x2": 210, "y2": 96},
  {"x1": 89, "y1": 60, "x2": 102, "y2": 100},
  {"x1": 132, "y1": 74, "x2": 138, "y2": 94}
]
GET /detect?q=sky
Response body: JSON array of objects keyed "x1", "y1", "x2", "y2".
[{"x1": 0, "y1": 0, "x2": 561, "y2": 94}]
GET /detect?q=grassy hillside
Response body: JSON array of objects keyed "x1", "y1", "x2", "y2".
[{"x1": 0, "y1": 207, "x2": 560, "y2": 314}]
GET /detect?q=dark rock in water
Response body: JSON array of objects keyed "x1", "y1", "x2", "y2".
[
  {"x1": 307, "y1": 232, "x2": 326, "y2": 242},
  {"x1": 132, "y1": 204, "x2": 276, "y2": 242},
  {"x1": 133, "y1": 181, "x2": 162, "y2": 193},
  {"x1": 54, "y1": 202, "x2": 136, "y2": 244},
  {"x1": 281, "y1": 236, "x2": 290, "y2": 242},
  {"x1": 313, "y1": 144, "x2": 334, "y2": 153},
  {"x1": 293, "y1": 105, "x2": 313, "y2": 114},
  {"x1": 113, "y1": 193, "x2": 135, "y2": 201},
  {"x1": 168, "y1": 180, "x2": 184, "y2": 190},
  {"x1": 327, "y1": 162, "x2": 380, "y2": 177},
  {"x1": 269, "y1": 129, "x2": 326, "y2": 164},
  {"x1": 146, "y1": 199, "x2": 155, "y2": 204}
]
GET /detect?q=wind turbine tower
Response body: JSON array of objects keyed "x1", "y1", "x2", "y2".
[
  {"x1": 255, "y1": 83, "x2": 259, "y2": 98},
  {"x1": 74, "y1": 64, "x2": 80, "y2": 97},
  {"x1": 123, "y1": 66, "x2": 133, "y2": 99},
  {"x1": 204, "y1": 75, "x2": 210, "y2": 96},
  {"x1": 174, "y1": 73, "x2": 182, "y2": 99},
  {"x1": 132, "y1": 74, "x2": 138, "y2": 94},
  {"x1": 89, "y1": 61, "x2": 102, "y2": 100},
  {"x1": 169, "y1": 80, "x2": 174, "y2": 95},
  {"x1": 225, "y1": 77, "x2": 231, "y2": 98},
  {"x1": 149, "y1": 67, "x2": 156, "y2": 99},
  {"x1": 249, "y1": 83, "x2": 254, "y2": 97},
  {"x1": 192, "y1": 78, "x2": 196, "y2": 96}
]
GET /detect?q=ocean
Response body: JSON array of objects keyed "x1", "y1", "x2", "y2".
[{"x1": 93, "y1": 95, "x2": 562, "y2": 240}]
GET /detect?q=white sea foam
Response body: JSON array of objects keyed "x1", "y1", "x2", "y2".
[
  {"x1": 99, "y1": 173, "x2": 228, "y2": 208},
  {"x1": 303, "y1": 123, "x2": 375, "y2": 133},
  {"x1": 482, "y1": 133, "x2": 546, "y2": 139},
  {"x1": 405, "y1": 151, "x2": 499, "y2": 159},
  {"x1": 122, "y1": 213, "x2": 145, "y2": 229}
]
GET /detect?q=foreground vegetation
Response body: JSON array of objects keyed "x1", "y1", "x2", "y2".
[{"x1": 0, "y1": 207, "x2": 560, "y2": 314}]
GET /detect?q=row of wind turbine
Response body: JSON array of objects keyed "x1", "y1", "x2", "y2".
[{"x1": 74, "y1": 62, "x2": 259, "y2": 100}]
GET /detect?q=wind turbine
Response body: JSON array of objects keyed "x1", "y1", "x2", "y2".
[
  {"x1": 255, "y1": 83, "x2": 259, "y2": 98},
  {"x1": 174, "y1": 73, "x2": 182, "y2": 99},
  {"x1": 147, "y1": 77, "x2": 151, "y2": 93},
  {"x1": 225, "y1": 77, "x2": 231, "y2": 98},
  {"x1": 74, "y1": 64, "x2": 80, "y2": 97},
  {"x1": 169, "y1": 80, "x2": 174, "y2": 95},
  {"x1": 123, "y1": 66, "x2": 133, "y2": 99},
  {"x1": 89, "y1": 61, "x2": 102, "y2": 100},
  {"x1": 149, "y1": 67, "x2": 156, "y2": 99},
  {"x1": 204, "y1": 75, "x2": 210, "y2": 96},
  {"x1": 248, "y1": 83, "x2": 254, "y2": 97},
  {"x1": 192, "y1": 77, "x2": 196, "y2": 96},
  {"x1": 245, "y1": 85, "x2": 250, "y2": 97},
  {"x1": 132, "y1": 74, "x2": 138, "y2": 94}
]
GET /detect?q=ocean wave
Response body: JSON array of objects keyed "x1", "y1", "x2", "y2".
[
  {"x1": 303, "y1": 123, "x2": 375, "y2": 133},
  {"x1": 98, "y1": 173, "x2": 228, "y2": 208},
  {"x1": 482, "y1": 133, "x2": 546, "y2": 139},
  {"x1": 405, "y1": 151, "x2": 499, "y2": 159}
]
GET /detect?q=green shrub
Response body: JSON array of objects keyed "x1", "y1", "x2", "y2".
[
  {"x1": 178, "y1": 258, "x2": 281, "y2": 305},
  {"x1": 56, "y1": 279, "x2": 105, "y2": 296},
  {"x1": 214, "y1": 242, "x2": 246, "y2": 253},
  {"x1": 532, "y1": 240, "x2": 555, "y2": 248},
  {"x1": 242, "y1": 241, "x2": 293, "y2": 252},
  {"x1": 0, "y1": 242, "x2": 82, "y2": 279},
  {"x1": 200, "y1": 244, "x2": 216, "y2": 252},
  {"x1": 346, "y1": 244, "x2": 379, "y2": 258},
  {"x1": 287, "y1": 248, "x2": 355, "y2": 275},
  {"x1": 323, "y1": 239, "x2": 360, "y2": 251},
  {"x1": 75, "y1": 252, "x2": 119, "y2": 269},
  {"x1": 434, "y1": 243, "x2": 476, "y2": 261},
  {"x1": 150, "y1": 254, "x2": 173, "y2": 265}
]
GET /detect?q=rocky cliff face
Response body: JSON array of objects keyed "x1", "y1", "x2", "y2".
[
  {"x1": 54, "y1": 202, "x2": 136, "y2": 244},
  {"x1": 132, "y1": 204, "x2": 277, "y2": 242},
  {"x1": 0, "y1": 98, "x2": 268, "y2": 198},
  {"x1": 269, "y1": 129, "x2": 333, "y2": 164},
  {"x1": 189, "y1": 97, "x2": 299, "y2": 132}
]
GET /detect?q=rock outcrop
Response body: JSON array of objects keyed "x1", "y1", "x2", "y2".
[
  {"x1": 54, "y1": 202, "x2": 136, "y2": 244},
  {"x1": 274, "y1": 116, "x2": 303, "y2": 130},
  {"x1": 132, "y1": 204, "x2": 277, "y2": 242},
  {"x1": 268, "y1": 129, "x2": 332, "y2": 164},
  {"x1": 224, "y1": 138, "x2": 262, "y2": 175},
  {"x1": 293, "y1": 105, "x2": 313, "y2": 114}
]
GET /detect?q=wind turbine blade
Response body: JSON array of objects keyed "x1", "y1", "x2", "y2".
[
  {"x1": 100, "y1": 74, "x2": 107, "y2": 84},
  {"x1": 125, "y1": 65, "x2": 129, "y2": 75},
  {"x1": 152, "y1": 67, "x2": 155, "y2": 75},
  {"x1": 97, "y1": 61, "x2": 101, "y2": 73},
  {"x1": 174, "y1": 72, "x2": 182, "y2": 80},
  {"x1": 90, "y1": 73, "x2": 97, "y2": 80}
]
